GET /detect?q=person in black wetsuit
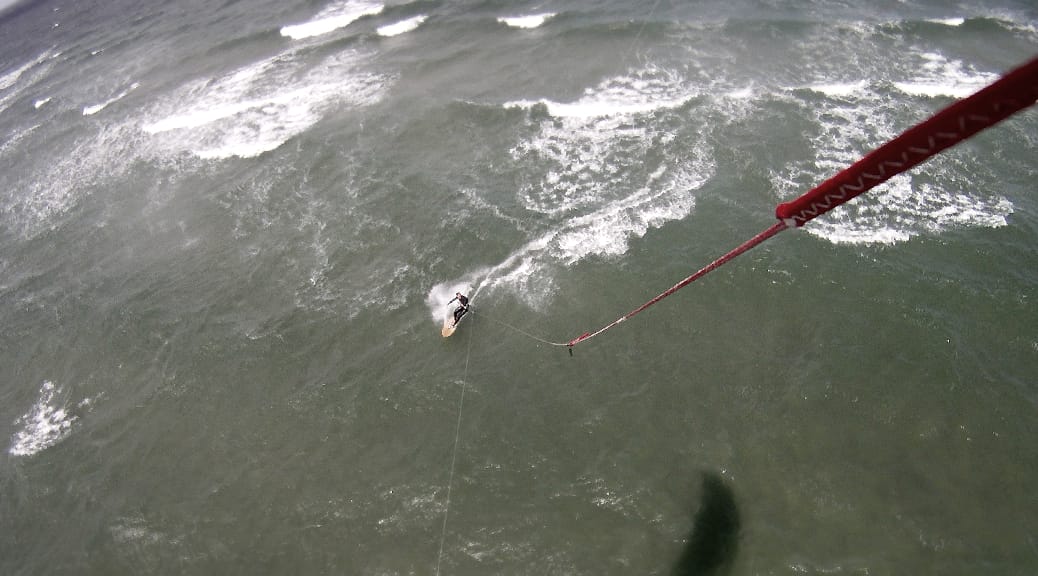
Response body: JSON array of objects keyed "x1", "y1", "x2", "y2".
[{"x1": 447, "y1": 292, "x2": 469, "y2": 326}]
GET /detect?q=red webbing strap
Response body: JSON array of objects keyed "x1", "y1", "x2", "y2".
[{"x1": 776, "y1": 56, "x2": 1038, "y2": 226}]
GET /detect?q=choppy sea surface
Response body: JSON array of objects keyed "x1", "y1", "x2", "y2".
[{"x1": 1, "y1": 0, "x2": 1036, "y2": 574}]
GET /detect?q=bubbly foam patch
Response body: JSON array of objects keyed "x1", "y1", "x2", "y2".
[
  {"x1": 506, "y1": 67, "x2": 694, "y2": 217},
  {"x1": 7, "y1": 42, "x2": 390, "y2": 239},
  {"x1": 775, "y1": 51, "x2": 1013, "y2": 245},
  {"x1": 426, "y1": 282, "x2": 474, "y2": 324},
  {"x1": 797, "y1": 176, "x2": 1013, "y2": 245},
  {"x1": 9, "y1": 381, "x2": 78, "y2": 457},
  {"x1": 429, "y1": 67, "x2": 720, "y2": 318},
  {"x1": 5, "y1": 120, "x2": 144, "y2": 238},
  {"x1": 142, "y1": 49, "x2": 390, "y2": 159}
]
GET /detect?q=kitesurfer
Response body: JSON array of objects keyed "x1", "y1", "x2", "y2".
[{"x1": 448, "y1": 292, "x2": 469, "y2": 326}]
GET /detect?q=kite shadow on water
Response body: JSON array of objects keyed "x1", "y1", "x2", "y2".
[{"x1": 672, "y1": 472, "x2": 741, "y2": 576}]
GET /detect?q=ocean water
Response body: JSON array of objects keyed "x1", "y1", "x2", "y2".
[{"x1": 1, "y1": 0, "x2": 1036, "y2": 574}]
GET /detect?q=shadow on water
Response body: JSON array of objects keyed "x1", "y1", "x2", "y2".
[{"x1": 672, "y1": 472, "x2": 741, "y2": 576}]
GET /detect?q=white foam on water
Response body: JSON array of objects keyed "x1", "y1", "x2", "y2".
[
  {"x1": 506, "y1": 66, "x2": 695, "y2": 216},
  {"x1": 108, "y1": 514, "x2": 179, "y2": 571},
  {"x1": 82, "y1": 81, "x2": 140, "y2": 116},
  {"x1": 427, "y1": 227, "x2": 553, "y2": 322},
  {"x1": 110, "y1": 515, "x2": 168, "y2": 546},
  {"x1": 4, "y1": 47, "x2": 289, "y2": 236},
  {"x1": 774, "y1": 51, "x2": 1014, "y2": 245},
  {"x1": 9, "y1": 381, "x2": 77, "y2": 457},
  {"x1": 377, "y1": 15, "x2": 426, "y2": 37},
  {"x1": 428, "y1": 67, "x2": 721, "y2": 318},
  {"x1": 0, "y1": 50, "x2": 57, "y2": 114},
  {"x1": 141, "y1": 48, "x2": 391, "y2": 159},
  {"x1": 506, "y1": 66, "x2": 689, "y2": 120},
  {"x1": 5, "y1": 119, "x2": 146, "y2": 238},
  {"x1": 926, "y1": 17, "x2": 966, "y2": 26},
  {"x1": 280, "y1": 0, "x2": 384, "y2": 40},
  {"x1": 797, "y1": 175, "x2": 1013, "y2": 246},
  {"x1": 893, "y1": 52, "x2": 997, "y2": 99},
  {"x1": 548, "y1": 161, "x2": 707, "y2": 265},
  {"x1": 498, "y1": 13, "x2": 556, "y2": 29},
  {"x1": 0, "y1": 122, "x2": 40, "y2": 159},
  {"x1": 728, "y1": 86, "x2": 754, "y2": 99},
  {"x1": 425, "y1": 281, "x2": 475, "y2": 324},
  {"x1": 1001, "y1": 19, "x2": 1038, "y2": 39},
  {"x1": 0, "y1": 50, "x2": 51, "y2": 91},
  {"x1": 375, "y1": 484, "x2": 445, "y2": 535},
  {"x1": 34, "y1": 96, "x2": 51, "y2": 109},
  {"x1": 803, "y1": 80, "x2": 867, "y2": 98}
]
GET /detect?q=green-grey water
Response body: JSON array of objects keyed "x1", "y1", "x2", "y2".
[{"x1": 1, "y1": 0, "x2": 1037, "y2": 574}]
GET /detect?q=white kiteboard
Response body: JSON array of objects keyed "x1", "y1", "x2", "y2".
[{"x1": 441, "y1": 303, "x2": 468, "y2": 337}]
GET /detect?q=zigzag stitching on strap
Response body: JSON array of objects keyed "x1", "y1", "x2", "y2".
[
  {"x1": 796, "y1": 187, "x2": 852, "y2": 222},
  {"x1": 861, "y1": 165, "x2": 888, "y2": 181}
]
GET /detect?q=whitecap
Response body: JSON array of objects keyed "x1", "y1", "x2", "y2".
[
  {"x1": 82, "y1": 82, "x2": 140, "y2": 116},
  {"x1": 893, "y1": 52, "x2": 996, "y2": 98},
  {"x1": 925, "y1": 17, "x2": 965, "y2": 26},
  {"x1": 0, "y1": 50, "x2": 56, "y2": 114},
  {"x1": 505, "y1": 67, "x2": 689, "y2": 120},
  {"x1": 9, "y1": 381, "x2": 77, "y2": 457},
  {"x1": 803, "y1": 80, "x2": 867, "y2": 98},
  {"x1": 508, "y1": 67, "x2": 696, "y2": 217},
  {"x1": 377, "y1": 15, "x2": 427, "y2": 37},
  {"x1": 280, "y1": 0, "x2": 384, "y2": 40},
  {"x1": 141, "y1": 49, "x2": 391, "y2": 159},
  {"x1": 498, "y1": 13, "x2": 556, "y2": 29}
]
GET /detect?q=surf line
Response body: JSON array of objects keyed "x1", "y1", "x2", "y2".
[{"x1": 488, "y1": 56, "x2": 1038, "y2": 352}]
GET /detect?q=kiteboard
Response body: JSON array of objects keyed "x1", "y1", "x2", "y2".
[{"x1": 441, "y1": 303, "x2": 468, "y2": 337}]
